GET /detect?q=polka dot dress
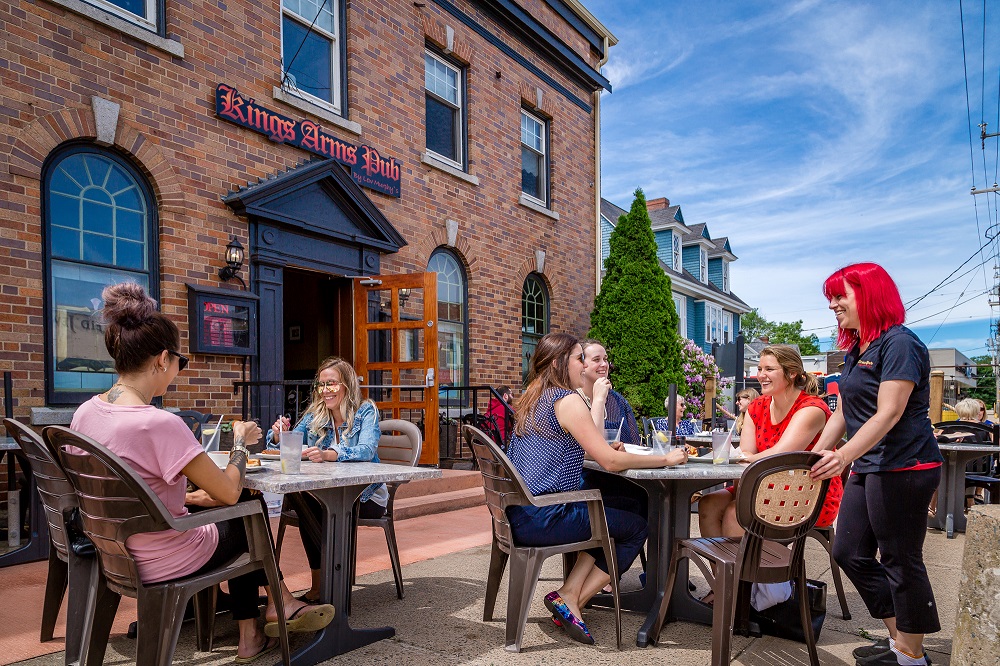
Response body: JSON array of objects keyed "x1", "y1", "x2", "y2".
[{"x1": 507, "y1": 388, "x2": 585, "y2": 496}]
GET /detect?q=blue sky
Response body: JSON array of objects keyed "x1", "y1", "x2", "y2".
[{"x1": 588, "y1": 0, "x2": 1000, "y2": 359}]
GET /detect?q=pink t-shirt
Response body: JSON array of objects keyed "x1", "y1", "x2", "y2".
[{"x1": 71, "y1": 397, "x2": 218, "y2": 583}]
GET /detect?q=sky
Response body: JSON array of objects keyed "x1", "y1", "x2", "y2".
[{"x1": 588, "y1": 0, "x2": 1000, "y2": 359}]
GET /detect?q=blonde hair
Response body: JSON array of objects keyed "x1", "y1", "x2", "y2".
[
  {"x1": 759, "y1": 345, "x2": 820, "y2": 396},
  {"x1": 734, "y1": 388, "x2": 761, "y2": 433},
  {"x1": 955, "y1": 398, "x2": 981, "y2": 421},
  {"x1": 303, "y1": 356, "x2": 373, "y2": 438},
  {"x1": 975, "y1": 398, "x2": 989, "y2": 422}
]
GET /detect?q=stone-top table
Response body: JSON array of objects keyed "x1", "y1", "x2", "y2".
[{"x1": 243, "y1": 460, "x2": 441, "y2": 666}]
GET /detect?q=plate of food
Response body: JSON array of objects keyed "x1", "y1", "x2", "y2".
[
  {"x1": 245, "y1": 458, "x2": 268, "y2": 472},
  {"x1": 687, "y1": 454, "x2": 745, "y2": 464},
  {"x1": 256, "y1": 450, "x2": 281, "y2": 461},
  {"x1": 623, "y1": 443, "x2": 654, "y2": 455}
]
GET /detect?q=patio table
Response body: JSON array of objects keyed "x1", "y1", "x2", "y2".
[
  {"x1": 583, "y1": 459, "x2": 743, "y2": 646},
  {"x1": 243, "y1": 459, "x2": 441, "y2": 665},
  {"x1": 927, "y1": 441, "x2": 1000, "y2": 538},
  {"x1": 0, "y1": 436, "x2": 49, "y2": 567}
]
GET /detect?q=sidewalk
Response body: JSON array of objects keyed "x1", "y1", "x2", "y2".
[{"x1": 5, "y1": 505, "x2": 961, "y2": 665}]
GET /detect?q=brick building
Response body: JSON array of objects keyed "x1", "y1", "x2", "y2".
[{"x1": 0, "y1": 0, "x2": 615, "y2": 463}]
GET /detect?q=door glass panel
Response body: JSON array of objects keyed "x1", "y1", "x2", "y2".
[
  {"x1": 367, "y1": 329, "x2": 392, "y2": 364},
  {"x1": 399, "y1": 328, "x2": 424, "y2": 362},
  {"x1": 398, "y1": 287, "x2": 424, "y2": 321},
  {"x1": 367, "y1": 289, "x2": 391, "y2": 323}
]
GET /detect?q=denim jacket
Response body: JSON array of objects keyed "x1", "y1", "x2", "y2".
[{"x1": 266, "y1": 401, "x2": 388, "y2": 505}]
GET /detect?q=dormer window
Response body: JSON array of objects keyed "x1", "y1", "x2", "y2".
[
  {"x1": 699, "y1": 247, "x2": 707, "y2": 283},
  {"x1": 672, "y1": 232, "x2": 681, "y2": 271},
  {"x1": 723, "y1": 261, "x2": 730, "y2": 293}
]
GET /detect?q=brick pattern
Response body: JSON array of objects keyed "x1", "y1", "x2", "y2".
[{"x1": 0, "y1": 0, "x2": 601, "y2": 420}]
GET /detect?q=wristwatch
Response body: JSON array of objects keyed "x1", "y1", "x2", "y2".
[{"x1": 230, "y1": 443, "x2": 251, "y2": 459}]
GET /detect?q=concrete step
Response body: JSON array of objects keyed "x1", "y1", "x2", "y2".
[
  {"x1": 394, "y1": 486, "x2": 486, "y2": 521},
  {"x1": 394, "y1": 469, "x2": 482, "y2": 500}
]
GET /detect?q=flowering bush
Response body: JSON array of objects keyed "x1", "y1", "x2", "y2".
[{"x1": 679, "y1": 339, "x2": 729, "y2": 419}]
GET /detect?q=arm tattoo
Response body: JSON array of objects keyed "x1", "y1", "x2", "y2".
[
  {"x1": 107, "y1": 387, "x2": 123, "y2": 403},
  {"x1": 228, "y1": 449, "x2": 248, "y2": 482}
]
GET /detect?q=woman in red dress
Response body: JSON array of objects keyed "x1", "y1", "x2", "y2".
[{"x1": 698, "y1": 344, "x2": 843, "y2": 538}]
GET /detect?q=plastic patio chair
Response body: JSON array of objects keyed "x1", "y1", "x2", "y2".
[
  {"x1": 934, "y1": 421, "x2": 1000, "y2": 505},
  {"x1": 174, "y1": 410, "x2": 214, "y2": 442},
  {"x1": 275, "y1": 419, "x2": 422, "y2": 601},
  {"x1": 44, "y1": 425, "x2": 290, "y2": 666},
  {"x1": 653, "y1": 451, "x2": 831, "y2": 666},
  {"x1": 4, "y1": 418, "x2": 97, "y2": 666},
  {"x1": 464, "y1": 424, "x2": 622, "y2": 652},
  {"x1": 804, "y1": 461, "x2": 852, "y2": 620}
]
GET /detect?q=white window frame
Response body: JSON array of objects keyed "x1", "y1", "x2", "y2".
[
  {"x1": 672, "y1": 232, "x2": 681, "y2": 271},
  {"x1": 673, "y1": 294, "x2": 687, "y2": 338},
  {"x1": 86, "y1": 0, "x2": 158, "y2": 31},
  {"x1": 705, "y1": 303, "x2": 723, "y2": 343},
  {"x1": 424, "y1": 50, "x2": 464, "y2": 170},
  {"x1": 520, "y1": 109, "x2": 548, "y2": 206},
  {"x1": 281, "y1": 0, "x2": 342, "y2": 114},
  {"x1": 723, "y1": 311, "x2": 733, "y2": 343},
  {"x1": 699, "y1": 247, "x2": 708, "y2": 283},
  {"x1": 723, "y1": 260, "x2": 730, "y2": 293}
]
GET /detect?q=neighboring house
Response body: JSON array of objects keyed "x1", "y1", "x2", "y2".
[
  {"x1": 600, "y1": 197, "x2": 751, "y2": 354},
  {"x1": 929, "y1": 348, "x2": 977, "y2": 405}
]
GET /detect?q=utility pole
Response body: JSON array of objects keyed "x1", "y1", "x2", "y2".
[{"x1": 975, "y1": 124, "x2": 1000, "y2": 414}]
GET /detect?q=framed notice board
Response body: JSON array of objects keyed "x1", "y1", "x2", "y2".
[{"x1": 186, "y1": 284, "x2": 259, "y2": 356}]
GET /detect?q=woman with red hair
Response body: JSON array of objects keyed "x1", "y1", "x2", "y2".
[{"x1": 810, "y1": 263, "x2": 942, "y2": 666}]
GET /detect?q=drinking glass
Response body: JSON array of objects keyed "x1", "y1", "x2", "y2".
[
  {"x1": 201, "y1": 428, "x2": 219, "y2": 452},
  {"x1": 711, "y1": 431, "x2": 729, "y2": 465},
  {"x1": 604, "y1": 428, "x2": 621, "y2": 446},
  {"x1": 280, "y1": 430, "x2": 303, "y2": 474},
  {"x1": 651, "y1": 429, "x2": 673, "y2": 455}
]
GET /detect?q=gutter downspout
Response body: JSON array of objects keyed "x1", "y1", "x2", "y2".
[{"x1": 595, "y1": 35, "x2": 610, "y2": 298}]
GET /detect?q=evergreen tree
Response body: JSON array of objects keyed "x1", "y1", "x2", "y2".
[{"x1": 589, "y1": 188, "x2": 683, "y2": 416}]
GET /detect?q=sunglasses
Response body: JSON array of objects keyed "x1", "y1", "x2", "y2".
[
  {"x1": 167, "y1": 350, "x2": 189, "y2": 372},
  {"x1": 314, "y1": 381, "x2": 343, "y2": 393}
]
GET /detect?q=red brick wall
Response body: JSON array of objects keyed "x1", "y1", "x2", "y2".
[{"x1": 0, "y1": 0, "x2": 600, "y2": 419}]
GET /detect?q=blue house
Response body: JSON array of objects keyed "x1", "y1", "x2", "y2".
[{"x1": 600, "y1": 196, "x2": 750, "y2": 353}]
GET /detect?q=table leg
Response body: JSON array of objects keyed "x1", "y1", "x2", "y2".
[
  {"x1": 284, "y1": 485, "x2": 393, "y2": 666},
  {"x1": 928, "y1": 460, "x2": 948, "y2": 532},
  {"x1": 946, "y1": 452, "x2": 960, "y2": 539}
]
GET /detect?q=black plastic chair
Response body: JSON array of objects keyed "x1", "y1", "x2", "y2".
[
  {"x1": 653, "y1": 451, "x2": 831, "y2": 666},
  {"x1": 175, "y1": 410, "x2": 214, "y2": 442},
  {"x1": 934, "y1": 421, "x2": 1000, "y2": 504},
  {"x1": 465, "y1": 424, "x2": 622, "y2": 652},
  {"x1": 45, "y1": 425, "x2": 291, "y2": 666},
  {"x1": 4, "y1": 418, "x2": 97, "y2": 665}
]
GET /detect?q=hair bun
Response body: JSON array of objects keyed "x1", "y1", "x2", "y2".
[{"x1": 101, "y1": 282, "x2": 157, "y2": 328}]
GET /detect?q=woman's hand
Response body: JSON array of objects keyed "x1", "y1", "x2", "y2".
[
  {"x1": 661, "y1": 447, "x2": 688, "y2": 467},
  {"x1": 185, "y1": 489, "x2": 222, "y2": 507},
  {"x1": 593, "y1": 377, "x2": 612, "y2": 403},
  {"x1": 233, "y1": 420, "x2": 263, "y2": 447},
  {"x1": 269, "y1": 416, "x2": 291, "y2": 443},
  {"x1": 810, "y1": 448, "x2": 847, "y2": 481},
  {"x1": 303, "y1": 446, "x2": 337, "y2": 463}
]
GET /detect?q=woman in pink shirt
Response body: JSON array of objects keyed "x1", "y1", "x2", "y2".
[{"x1": 71, "y1": 283, "x2": 333, "y2": 663}]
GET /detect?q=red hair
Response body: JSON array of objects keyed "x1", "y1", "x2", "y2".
[{"x1": 823, "y1": 263, "x2": 905, "y2": 350}]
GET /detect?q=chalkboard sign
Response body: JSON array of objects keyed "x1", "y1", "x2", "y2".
[{"x1": 186, "y1": 284, "x2": 259, "y2": 356}]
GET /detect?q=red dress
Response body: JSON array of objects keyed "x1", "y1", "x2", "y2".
[{"x1": 746, "y1": 392, "x2": 843, "y2": 528}]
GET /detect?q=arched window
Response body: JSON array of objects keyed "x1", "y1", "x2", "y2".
[
  {"x1": 43, "y1": 145, "x2": 157, "y2": 404},
  {"x1": 521, "y1": 273, "x2": 549, "y2": 383},
  {"x1": 428, "y1": 248, "x2": 467, "y2": 388}
]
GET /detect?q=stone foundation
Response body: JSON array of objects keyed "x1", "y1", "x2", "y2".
[{"x1": 952, "y1": 504, "x2": 1000, "y2": 665}]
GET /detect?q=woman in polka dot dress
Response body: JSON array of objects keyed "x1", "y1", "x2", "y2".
[
  {"x1": 505, "y1": 332, "x2": 687, "y2": 645},
  {"x1": 698, "y1": 344, "x2": 842, "y2": 539}
]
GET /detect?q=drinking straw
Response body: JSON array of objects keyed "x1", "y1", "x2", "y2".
[
  {"x1": 615, "y1": 416, "x2": 625, "y2": 442},
  {"x1": 205, "y1": 414, "x2": 224, "y2": 450}
]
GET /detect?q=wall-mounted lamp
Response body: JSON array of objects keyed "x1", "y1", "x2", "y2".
[
  {"x1": 399, "y1": 288, "x2": 411, "y2": 306},
  {"x1": 219, "y1": 237, "x2": 246, "y2": 288}
]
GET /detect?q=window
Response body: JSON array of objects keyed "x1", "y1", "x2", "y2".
[
  {"x1": 425, "y1": 50, "x2": 464, "y2": 167},
  {"x1": 428, "y1": 249, "x2": 467, "y2": 388},
  {"x1": 673, "y1": 294, "x2": 686, "y2": 339},
  {"x1": 705, "y1": 303, "x2": 723, "y2": 344},
  {"x1": 522, "y1": 274, "x2": 549, "y2": 383},
  {"x1": 282, "y1": 0, "x2": 342, "y2": 111},
  {"x1": 723, "y1": 311, "x2": 733, "y2": 343},
  {"x1": 672, "y1": 232, "x2": 681, "y2": 271},
  {"x1": 43, "y1": 145, "x2": 157, "y2": 404},
  {"x1": 723, "y1": 261, "x2": 730, "y2": 293},
  {"x1": 83, "y1": 0, "x2": 159, "y2": 31},
  {"x1": 699, "y1": 247, "x2": 708, "y2": 283},
  {"x1": 520, "y1": 109, "x2": 548, "y2": 204}
]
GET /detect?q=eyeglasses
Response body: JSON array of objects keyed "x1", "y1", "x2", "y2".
[
  {"x1": 167, "y1": 350, "x2": 189, "y2": 372},
  {"x1": 314, "y1": 381, "x2": 343, "y2": 393}
]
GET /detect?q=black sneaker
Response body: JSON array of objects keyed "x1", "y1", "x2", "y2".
[
  {"x1": 853, "y1": 638, "x2": 890, "y2": 660},
  {"x1": 857, "y1": 647, "x2": 933, "y2": 666}
]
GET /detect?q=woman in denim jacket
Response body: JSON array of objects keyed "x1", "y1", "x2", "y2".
[{"x1": 268, "y1": 356, "x2": 387, "y2": 602}]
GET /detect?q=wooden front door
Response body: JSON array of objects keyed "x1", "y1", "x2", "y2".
[{"x1": 354, "y1": 273, "x2": 439, "y2": 465}]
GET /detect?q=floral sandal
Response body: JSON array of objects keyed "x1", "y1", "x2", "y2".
[{"x1": 543, "y1": 592, "x2": 594, "y2": 645}]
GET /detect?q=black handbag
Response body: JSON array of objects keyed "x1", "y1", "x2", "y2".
[
  {"x1": 749, "y1": 579, "x2": 827, "y2": 643},
  {"x1": 66, "y1": 508, "x2": 96, "y2": 558}
]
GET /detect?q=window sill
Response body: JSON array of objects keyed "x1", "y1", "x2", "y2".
[
  {"x1": 42, "y1": 0, "x2": 184, "y2": 57},
  {"x1": 518, "y1": 194, "x2": 560, "y2": 221},
  {"x1": 421, "y1": 152, "x2": 479, "y2": 186},
  {"x1": 272, "y1": 88, "x2": 362, "y2": 136}
]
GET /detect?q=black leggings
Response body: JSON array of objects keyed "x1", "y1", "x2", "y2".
[
  {"x1": 292, "y1": 492, "x2": 387, "y2": 571},
  {"x1": 833, "y1": 468, "x2": 942, "y2": 634}
]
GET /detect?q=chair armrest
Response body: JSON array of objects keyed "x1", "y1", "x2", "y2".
[
  {"x1": 169, "y1": 500, "x2": 263, "y2": 532},
  {"x1": 530, "y1": 489, "x2": 603, "y2": 507}
]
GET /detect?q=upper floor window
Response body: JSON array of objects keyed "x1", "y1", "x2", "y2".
[
  {"x1": 672, "y1": 232, "x2": 681, "y2": 271},
  {"x1": 43, "y1": 145, "x2": 157, "y2": 405},
  {"x1": 87, "y1": 0, "x2": 159, "y2": 31},
  {"x1": 723, "y1": 261, "x2": 730, "y2": 293},
  {"x1": 425, "y1": 50, "x2": 465, "y2": 168},
  {"x1": 282, "y1": 0, "x2": 342, "y2": 111},
  {"x1": 428, "y1": 249, "x2": 467, "y2": 388},
  {"x1": 520, "y1": 109, "x2": 548, "y2": 205},
  {"x1": 522, "y1": 274, "x2": 549, "y2": 383},
  {"x1": 699, "y1": 247, "x2": 708, "y2": 283}
]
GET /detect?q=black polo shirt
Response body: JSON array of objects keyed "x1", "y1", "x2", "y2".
[{"x1": 840, "y1": 325, "x2": 942, "y2": 473}]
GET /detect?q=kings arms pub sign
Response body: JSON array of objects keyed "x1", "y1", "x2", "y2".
[{"x1": 216, "y1": 84, "x2": 401, "y2": 197}]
